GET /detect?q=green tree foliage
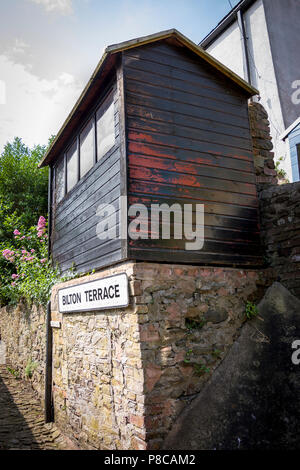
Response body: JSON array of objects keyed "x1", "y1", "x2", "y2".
[
  {"x1": 0, "y1": 137, "x2": 49, "y2": 236},
  {"x1": 0, "y1": 137, "x2": 51, "y2": 305}
]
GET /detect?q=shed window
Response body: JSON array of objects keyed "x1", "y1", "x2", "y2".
[
  {"x1": 67, "y1": 141, "x2": 78, "y2": 192},
  {"x1": 55, "y1": 156, "x2": 65, "y2": 204},
  {"x1": 96, "y1": 99, "x2": 115, "y2": 160},
  {"x1": 80, "y1": 118, "x2": 94, "y2": 178}
]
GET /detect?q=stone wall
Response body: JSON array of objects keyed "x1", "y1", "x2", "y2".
[
  {"x1": 260, "y1": 182, "x2": 300, "y2": 299},
  {"x1": 248, "y1": 101, "x2": 278, "y2": 190},
  {"x1": 50, "y1": 261, "x2": 265, "y2": 450},
  {"x1": 0, "y1": 302, "x2": 46, "y2": 399}
]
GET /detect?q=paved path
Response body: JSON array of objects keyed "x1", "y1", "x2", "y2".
[{"x1": 0, "y1": 365, "x2": 77, "y2": 450}]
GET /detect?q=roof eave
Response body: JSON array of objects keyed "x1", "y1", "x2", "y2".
[
  {"x1": 39, "y1": 28, "x2": 258, "y2": 168},
  {"x1": 200, "y1": 0, "x2": 256, "y2": 49}
]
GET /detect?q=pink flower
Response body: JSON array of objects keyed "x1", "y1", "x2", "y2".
[
  {"x1": 40, "y1": 258, "x2": 46, "y2": 264},
  {"x1": 31, "y1": 249, "x2": 35, "y2": 253},
  {"x1": 11, "y1": 282, "x2": 16, "y2": 287},
  {"x1": 21, "y1": 250, "x2": 27, "y2": 255},
  {"x1": 37, "y1": 216, "x2": 46, "y2": 230},
  {"x1": 20, "y1": 236, "x2": 25, "y2": 240},
  {"x1": 12, "y1": 274, "x2": 19, "y2": 280},
  {"x1": 13, "y1": 230, "x2": 21, "y2": 236},
  {"x1": 2, "y1": 249, "x2": 15, "y2": 262}
]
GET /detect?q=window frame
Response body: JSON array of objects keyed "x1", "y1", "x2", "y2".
[
  {"x1": 55, "y1": 85, "x2": 116, "y2": 203},
  {"x1": 96, "y1": 93, "x2": 116, "y2": 162}
]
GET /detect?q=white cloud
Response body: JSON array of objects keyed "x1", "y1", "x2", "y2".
[
  {"x1": 0, "y1": 54, "x2": 83, "y2": 151},
  {"x1": 12, "y1": 39, "x2": 30, "y2": 55},
  {"x1": 28, "y1": 0, "x2": 73, "y2": 15}
]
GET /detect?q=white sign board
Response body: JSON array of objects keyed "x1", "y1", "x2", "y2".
[{"x1": 58, "y1": 273, "x2": 129, "y2": 313}]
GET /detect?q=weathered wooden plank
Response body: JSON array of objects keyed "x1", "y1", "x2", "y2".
[
  {"x1": 124, "y1": 45, "x2": 244, "y2": 99},
  {"x1": 128, "y1": 141, "x2": 254, "y2": 173},
  {"x1": 128, "y1": 130, "x2": 253, "y2": 162},
  {"x1": 58, "y1": 248, "x2": 123, "y2": 275},
  {"x1": 128, "y1": 195, "x2": 259, "y2": 230},
  {"x1": 56, "y1": 239, "x2": 122, "y2": 268},
  {"x1": 127, "y1": 115, "x2": 252, "y2": 152},
  {"x1": 124, "y1": 65, "x2": 245, "y2": 108},
  {"x1": 128, "y1": 154, "x2": 255, "y2": 185},
  {"x1": 54, "y1": 234, "x2": 121, "y2": 265},
  {"x1": 126, "y1": 79, "x2": 248, "y2": 120},
  {"x1": 53, "y1": 193, "x2": 120, "y2": 250},
  {"x1": 55, "y1": 144, "x2": 121, "y2": 219},
  {"x1": 127, "y1": 103, "x2": 251, "y2": 140},
  {"x1": 128, "y1": 166, "x2": 257, "y2": 196},
  {"x1": 128, "y1": 247, "x2": 262, "y2": 267},
  {"x1": 129, "y1": 180, "x2": 258, "y2": 210},
  {"x1": 128, "y1": 237, "x2": 261, "y2": 256},
  {"x1": 126, "y1": 92, "x2": 249, "y2": 130},
  {"x1": 55, "y1": 160, "x2": 120, "y2": 226},
  {"x1": 126, "y1": 216, "x2": 260, "y2": 244}
]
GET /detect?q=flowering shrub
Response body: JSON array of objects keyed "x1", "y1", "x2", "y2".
[{"x1": 1, "y1": 216, "x2": 76, "y2": 306}]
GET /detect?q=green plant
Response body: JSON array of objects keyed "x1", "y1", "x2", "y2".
[
  {"x1": 194, "y1": 363, "x2": 210, "y2": 376},
  {"x1": 25, "y1": 358, "x2": 38, "y2": 379},
  {"x1": 275, "y1": 156, "x2": 289, "y2": 181},
  {"x1": 212, "y1": 349, "x2": 222, "y2": 359},
  {"x1": 184, "y1": 349, "x2": 193, "y2": 364},
  {"x1": 245, "y1": 301, "x2": 259, "y2": 320},
  {"x1": 185, "y1": 317, "x2": 206, "y2": 331},
  {"x1": 1, "y1": 216, "x2": 78, "y2": 306},
  {"x1": 6, "y1": 366, "x2": 19, "y2": 378}
]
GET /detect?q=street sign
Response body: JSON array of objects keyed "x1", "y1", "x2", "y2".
[{"x1": 58, "y1": 273, "x2": 129, "y2": 313}]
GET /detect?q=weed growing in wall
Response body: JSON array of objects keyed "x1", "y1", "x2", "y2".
[
  {"x1": 25, "y1": 358, "x2": 38, "y2": 379},
  {"x1": 245, "y1": 301, "x2": 259, "y2": 320}
]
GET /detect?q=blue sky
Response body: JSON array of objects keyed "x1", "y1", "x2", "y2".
[{"x1": 0, "y1": 0, "x2": 240, "y2": 152}]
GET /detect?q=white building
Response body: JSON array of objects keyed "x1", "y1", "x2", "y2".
[{"x1": 200, "y1": 0, "x2": 300, "y2": 182}]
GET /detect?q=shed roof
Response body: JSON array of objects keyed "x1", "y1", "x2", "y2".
[{"x1": 39, "y1": 28, "x2": 258, "y2": 168}]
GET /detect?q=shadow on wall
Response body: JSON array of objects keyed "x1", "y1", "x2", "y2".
[{"x1": 163, "y1": 282, "x2": 300, "y2": 450}]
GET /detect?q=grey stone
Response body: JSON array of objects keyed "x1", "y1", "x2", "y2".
[{"x1": 203, "y1": 308, "x2": 228, "y2": 324}]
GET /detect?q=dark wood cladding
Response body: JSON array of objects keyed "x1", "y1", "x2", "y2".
[
  {"x1": 50, "y1": 38, "x2": 261, "y2": 274},
  {"x1": 51, "y1": 80, "x2": 123, "y2": 274},
  {"x1": 123, "y1": 40, "x2": 261, "y2": 266}
]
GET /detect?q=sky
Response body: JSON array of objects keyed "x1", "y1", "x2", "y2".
[{"x1": 0, "y1": 0, "x2": 240, "y2": 153}]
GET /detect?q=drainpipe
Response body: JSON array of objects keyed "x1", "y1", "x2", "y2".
[
  {"x1": 237, "y1": 9, "x2": 251, "y2": 86},
  {"x1": 45, "y1": 300, "x2": 53, "y2": 423}
]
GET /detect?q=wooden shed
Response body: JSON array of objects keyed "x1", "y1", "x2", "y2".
[{"x1": 39, "y1": 29, "x2": 261, "y2": 274}]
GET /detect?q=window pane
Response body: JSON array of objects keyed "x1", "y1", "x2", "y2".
[
  {"x1": 67, "y1": 141, "x2": 78, "y2": 192},
  {"x1": 96, "y1": 100, "x2": 115, "y2": 160},
  {"x1": 80, "y1": 118, "x2": 94, "y2": 178},
  {"x1": 55, "y1": 156, "x2": 65, "y2": 204}
]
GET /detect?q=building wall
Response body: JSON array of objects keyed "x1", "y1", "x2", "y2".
[
  {"x1": 51, "y1": 261, "x2": 263, "y2": 449},
  {"x1": 51, "y1": 80, "x2": 123, "y2": 274},
  {"x1": 123, "y1": 40, "x2": 261, "y2": 267},
  {"x1": 203, "y1": 21, "x2": 245, "y2": 78},
  {"x1": 206, "y1": 0, "x2": 292, "y2": 181},
  {"x1": 263, "y1": 0, "x2": 300, "y2": 129},
  {"x1": 260, "y1": 181, "x2": 300, "y2": 299},
  {"x1": 0, "y1": 261, "x2": 265, "y2": 450}
]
